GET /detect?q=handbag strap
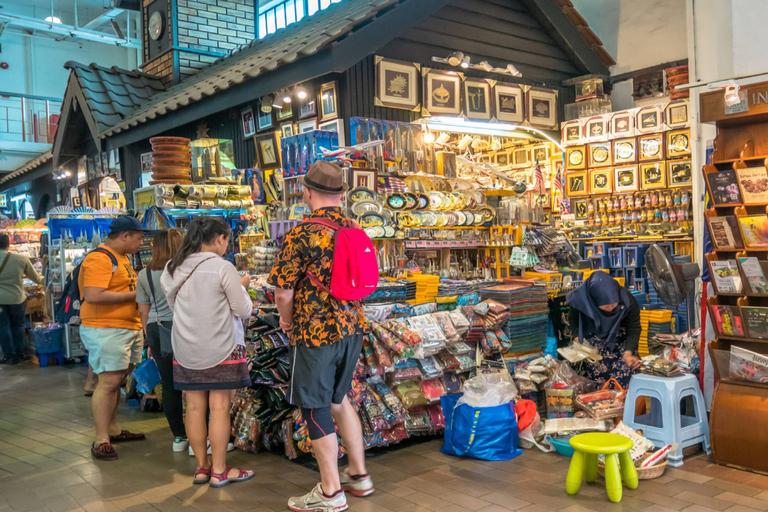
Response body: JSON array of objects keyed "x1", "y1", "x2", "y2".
[
  {"x1": 0, "y1": 252, "x2": 11, "y2": 276},
  {"x1": 178, "y1": 256, "x2": 217, "y2": 295},
  {"x1": 146, "y1": 270, "x2": 160, "y2": 324}
]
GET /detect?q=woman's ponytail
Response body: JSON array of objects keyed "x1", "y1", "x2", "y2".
[{"x1": 166, "y1": 217, "x2": 230, "y2": 276}]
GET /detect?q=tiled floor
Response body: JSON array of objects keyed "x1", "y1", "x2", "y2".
[{"x1": 2, "y1": 363, "x2": 768, "y2": 512}]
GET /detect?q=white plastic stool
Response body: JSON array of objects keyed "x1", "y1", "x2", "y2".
[{"x1": 622, "y1": 374, "x2": 710, "y2": 467}]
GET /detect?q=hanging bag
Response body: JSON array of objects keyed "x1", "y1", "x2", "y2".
[{"x1": 146, "y1": 270, "x2": 173, "y2": 358}]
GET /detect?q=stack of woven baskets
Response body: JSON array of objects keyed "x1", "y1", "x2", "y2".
[{"x1": 149, "y1": 137, "x2": 192, "y2": 185}]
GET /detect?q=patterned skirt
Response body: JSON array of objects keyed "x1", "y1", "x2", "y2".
[
  {"x1": 173, "y1": 345, "x2": 251, "y2": 391},
  {"x1": 583, "y1": 330, "x2": 636, "y2": 389}
]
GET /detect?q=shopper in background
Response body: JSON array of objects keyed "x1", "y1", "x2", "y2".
[
  {"x1": 136, "y1": 228, "x2": 187, "y2": 452},
  {"x1": 161, "y1": 217, "x2": 253, "y2": 487},
  {"x1": 268, "y1": 161, "x2": 372, "y2": 512},
  {"x1": 567, "y1": 270, "x2": 642, "y2": 388},
  {"x1": 79, "y1": 216, "x2": 146, "y2": 461},
  {"x1": 0, "y1": 233, "x2": 43, "y2": 364}
]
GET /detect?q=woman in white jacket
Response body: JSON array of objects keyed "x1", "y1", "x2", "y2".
[{"x1": 161, "y1": 217, "x2": 254, "y2": 488}]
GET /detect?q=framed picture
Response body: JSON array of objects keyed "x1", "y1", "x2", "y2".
[
  {"x1": 374, "y1": 56, "x2": 421, "y2": 111},
  {"x1": 257, "y1": 100, "x2": 273, "y2": 132},
  {"x1": 667, "y1": 129, "x2": 691, "y2": 157},
  {"x1": 614, "y1": 165, "x2": 639, "y2": 193},
  {"x1": 589, "y1": 169, "x2": 612, "y2": 195},
  {"x1": 277, "y1": 102, "x2": 293, "y2": 120},
  {"x1": 561, "y1": 120, "x2": 583, "y2": 146},
  {"x1": 280, "y1": 122, "x2": 294, "y2": 138},
  {"x1": 298, "y1": 119, "x2": 317, "y2": 133},
  {"x1": 320, "y1": 82, "x2": 338, "y2": 121},
  {"x1": 613, "y1": 138, "x2": 637, "y2": 164},
  {"x1": 584, "y1": 115, "x2": 608, "y2": 142},
  {"x1": 348, "y1": 167, "x2": 378, "y2": 190},
  {"x1": 565, "y1": 145, "x2": 586, "y2": 170},
  {"x1": 464, "y1": 78, "x2": 492, "y2": 120},
  {"x1": 526, "y1": 87, "x2": 557, "y2": 129},
  {"x1": 493, "y1": 82, "x2": 524, "y2": 123},
  {"x1": 495, "y1": 151, "x2": 510, "y2": 166},
  {"x1": 240, "y1": 107, "x2": 256, "y2": 138},
  {"x1": 318, "y1": 118, "x2": 345, "y2": 146},
  {"x1": 588, "y1": 142, "x2": 612, "y2": 167},
  {"x1": 640, "y1": 161, "x2": 667, "y2": 189},
  {"x1": 551, "y1": 153, "x2": 564, "y2": 212},
  {"x1": 610, "y1": 111, "x2": 634, "y2": 138},
  {"x1": 512, "y1": 147, "x2": 530, "y2": 168},
  {"x1": 665, "y1": 100, "x2": 689, "y2": 129},
  {"x1": 423, "y1": 69, "x2": 462, "y2": 116},
  {"x1": 636, "y1": 105, "x2": 663, "y2": 134},
  {"x1": 638, "y1": 133, "x2": 664, "y2": 161},
  {"x1": 255, "y1": 133, "x2": 280, "y2": 170},
  {"x1": 572, "y1": 198, "x2": 588, "y2": 220},
  {"x1": 565, "y1": 171, "x2": 588, "y2": 197},
  {"x1": 299, "y1": 90, "x2": 316, "y2": 119},
  {"x1": 531, "y1": 144, "x2": 549, "y2": 164},
  {"x1": 668, "y1": 159, "x2": 693, "y2": 187}
]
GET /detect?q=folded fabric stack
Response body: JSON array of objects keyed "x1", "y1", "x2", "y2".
[{"x1": 480, "y1": 284, "x2": 549, "y2": 355}]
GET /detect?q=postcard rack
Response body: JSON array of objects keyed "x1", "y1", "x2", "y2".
[{"x1": 702, "y1": 105, "x2": 768, "y2": 473}]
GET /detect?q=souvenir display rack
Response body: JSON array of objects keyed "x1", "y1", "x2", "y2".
[{"x1": 700, "y1": 81, "x2": 768, "y2": 474}]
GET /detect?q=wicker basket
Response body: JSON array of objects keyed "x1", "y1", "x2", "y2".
[{"x1": 597, "y1": 459, "x2": 668, "y2": 480}]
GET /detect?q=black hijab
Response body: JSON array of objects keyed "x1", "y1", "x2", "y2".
[{"x1": 567, "y1": 271, "x2": 631, "y2": 349}]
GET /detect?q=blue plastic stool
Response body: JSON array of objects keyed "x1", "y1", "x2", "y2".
[
  {"x1": 37, "y1": 351, "x2": 65, "y2": 367},
  {"x1": 622, "y1": 374, "x2": 710, "y2": 467}
]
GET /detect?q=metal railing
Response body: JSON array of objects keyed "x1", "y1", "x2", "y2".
[
  {"x1": 257, "y1": 0, "x2": 343, "y2": 39},
  {"x1": 0, "y1": 91, "x2": 62, "y2": 144}
]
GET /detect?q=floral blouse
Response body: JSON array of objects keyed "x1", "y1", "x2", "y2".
[{"x1": 267, "y1": 207, "x2": 369, "y2": 348}]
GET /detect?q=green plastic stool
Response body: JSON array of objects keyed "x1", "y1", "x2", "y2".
[{"x1": 565, "y1": 433, "x2": 638, "y2": 503}]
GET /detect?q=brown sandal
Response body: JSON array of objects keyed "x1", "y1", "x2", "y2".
[
  {"x1": 209, "y1": 466, "x2": 254, "y2": 488},
  {"x1": 109, "y1": 430, "x2": 146, "y2": 443}
]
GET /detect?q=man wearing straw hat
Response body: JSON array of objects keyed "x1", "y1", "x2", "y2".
[{"x1": 268, "y1": 161, "x2": 372, "y2": 512}]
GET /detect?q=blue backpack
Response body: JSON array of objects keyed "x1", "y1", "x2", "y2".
[{"x1": 55, "y1": 248, "x2": 118, "y2": 324}]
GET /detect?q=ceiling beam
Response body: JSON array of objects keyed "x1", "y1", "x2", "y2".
[
  {"x1": 81, "y1": 8, "x2": 125, "y2": 30},
  {"x1": 0, "y1": 12, "x2": 139, "y2": 48}
]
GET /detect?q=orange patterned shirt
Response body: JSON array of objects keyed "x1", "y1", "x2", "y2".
[{"x1": 267, "y1": 207, "x2": 369, "y2": 347}]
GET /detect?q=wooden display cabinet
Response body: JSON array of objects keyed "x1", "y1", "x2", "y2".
[{"x1": 701, "y1": 81, "x2": 768, "y2": 473}]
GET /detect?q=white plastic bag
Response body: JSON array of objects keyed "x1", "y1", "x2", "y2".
[{"x1": 457, "y1": 373, "x2": 519, "y2": 408}]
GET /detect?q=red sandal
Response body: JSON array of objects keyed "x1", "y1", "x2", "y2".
[
  {"x1": 193, "y1": 467, "x2": 211, "y2": 485},
  {"x1": 209, "y1": 466, "x2": 254, "y2": 488}
]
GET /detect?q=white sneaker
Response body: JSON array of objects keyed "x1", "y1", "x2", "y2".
[
  {"x1": 173, "y1": 437, "x2": 189, "y2": 453},
  {"x1": 189, "y1": 440, "x2": 235, "y2": 456},
  {"x1": 288, "y1": 483, "x2": 348, "y2": 512},
  {"x1": 340, "y1": 469, "x2": 374, "y2": 498}
]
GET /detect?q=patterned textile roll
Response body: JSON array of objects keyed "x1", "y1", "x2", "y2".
[{"x1": 173, "y1": 345, "x2": 251, "y2": 391}]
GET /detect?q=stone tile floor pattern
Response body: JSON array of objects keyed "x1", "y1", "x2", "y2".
[{"x1": 2, "y1": 363, "x2": 768, "y2": 512}]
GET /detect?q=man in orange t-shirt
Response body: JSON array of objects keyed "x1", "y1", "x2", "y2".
[{"x1": 79, "y1": 216, "x2": 145, "y2": 461}]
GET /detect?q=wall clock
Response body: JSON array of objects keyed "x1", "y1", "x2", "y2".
[{"x1": 149, "y1": 11, "x2": 164, "y2": 40}]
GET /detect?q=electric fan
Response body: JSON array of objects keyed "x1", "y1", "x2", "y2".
[{"x1": 644, "y1": 244, "x2": 700, "y2": 332}]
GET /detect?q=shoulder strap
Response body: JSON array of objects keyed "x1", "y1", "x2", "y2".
[
  {"x1": 178, "y1": 256, "x2": 217, "y2": 294},
  {"x1": 146, "y1": 270, "x2": 160, "y2": 323},
  {"x1": 89, "y1": 247, "x2": 119, "y2": 273},
  {"x1": 303, "y1": 218, "x2": 346, "y2": 230},
  {"x1": 0, "y1": 252, "x2": 11, "y2": 276}
]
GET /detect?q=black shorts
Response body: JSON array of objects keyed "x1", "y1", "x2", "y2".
[{"x1": 288, "y1": 334, "x2": 364, "y2": 409}]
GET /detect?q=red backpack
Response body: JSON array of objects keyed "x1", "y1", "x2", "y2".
[{"x1": 303, "y1": 218, "x2": 379, "y2": 301}]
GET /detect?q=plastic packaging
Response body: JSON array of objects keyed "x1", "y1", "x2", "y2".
[{"x1": 457, "y1": 373, "x2": 519, "y2": 408}]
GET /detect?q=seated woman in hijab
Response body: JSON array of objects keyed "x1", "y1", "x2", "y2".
[{"x1": 567, "y1": 271, "x2": 642, "y2": 388}]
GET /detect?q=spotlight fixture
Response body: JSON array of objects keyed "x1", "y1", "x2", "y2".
[
  {"x1": 436, "y1": 132, "x2": 451, "y2": 145},
  {"x1": 504, "y1": 64, "x2": 521, "y2": 77},
  {"x1": 476, "y1": 61, "x2": 493, "y2": 72},
  {"x1": 423, "y1": 130, "x2": 435, "y2": 144},
  {"x1": 296, "y1": 85, "x2": 308, "y2": 100},
  {"x1": 272, "y1": 95, "x2": 284, "y2": 109},
  {"x1": 261, "y1": 96, "x2": 274, "y2": 113},
  {"x1": 460, "y1": 55, "x2": 471, "y2": 69},
  {"x1": 447, "y1": 51, "x2": 465, "y2": 67},
  {"x1": 724, "y1": 84, "x2": 743, "y2": 106},
  {"x1": 457, "y1": 134, "x2": 474, "y2": 152},
  {"x1": 282, "y1": 90, "x2": 292, "y2": 104},
  {"x1": 45, "y1": 16, "x2": 62, "y2": 24},
  {"x1": 491, "y1": 137, "x2": 502, "y2": 151}
]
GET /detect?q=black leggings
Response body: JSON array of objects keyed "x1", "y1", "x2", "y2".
[{"x1": 146, "y1": 322, "x2": 186, "y2": 439}]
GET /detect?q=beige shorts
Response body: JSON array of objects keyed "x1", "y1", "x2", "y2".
[{"x1": 80, "y1": 326, "x2": 143, "y2": 374}]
